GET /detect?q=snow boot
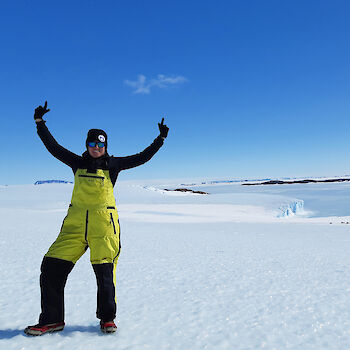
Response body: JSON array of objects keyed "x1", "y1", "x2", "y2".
[
  {"x1": 100, "y1": 320, "x2": 117, "y2": 333},
  {"x1": 24, "y1": 322, "x2": 65, "y2": 336}
]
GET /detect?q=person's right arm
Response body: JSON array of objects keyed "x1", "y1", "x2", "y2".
[{"x1": 34, "y1": 102, "x2": 80, "y2": 168}]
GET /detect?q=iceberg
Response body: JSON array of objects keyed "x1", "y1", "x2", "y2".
[
  {"x1": 34, "y1": 180, "x2": 73, "y2": 185},
  {"x1": 278, "y1": 200, "x2": 305, "y2": 217}
]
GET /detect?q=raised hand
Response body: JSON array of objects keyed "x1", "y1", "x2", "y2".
[
  {"x1": 158, "y1": 118, "x2": 169, "y2": 139},
  {"x1": 34, "y1": 101, "x2": 50, "y2": 121}
]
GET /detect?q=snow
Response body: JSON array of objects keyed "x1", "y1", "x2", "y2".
[{"x1": 1, "y1": 179, "x2": 350, "y2": 349}]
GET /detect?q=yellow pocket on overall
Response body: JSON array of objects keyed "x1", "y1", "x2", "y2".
[{"x1": 87, "y1": 208, "x2": 121, "y2": 264}]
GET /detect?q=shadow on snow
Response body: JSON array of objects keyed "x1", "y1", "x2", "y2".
[{"x1": 0, "y1": 325, "x2": 105, "y2": 339}]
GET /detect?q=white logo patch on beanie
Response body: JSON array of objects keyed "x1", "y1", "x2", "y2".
[{"x1": 98, "y1": 135, "x2": 105, "y2": 142}]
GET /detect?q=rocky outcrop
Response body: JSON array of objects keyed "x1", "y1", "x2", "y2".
[
  {"x1": 163, "y1": 188, "x2": 209, "y2": 195},
  {"x1": 242, "y1": 178, "x2": 350, "y2": 186}
]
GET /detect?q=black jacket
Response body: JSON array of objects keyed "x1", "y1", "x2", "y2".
[{"x1": 37, "y1": 121, "x2": 164, "y2": 186}]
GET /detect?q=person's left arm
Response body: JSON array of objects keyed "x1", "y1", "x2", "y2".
[{"x1": 113, "y1": 118, "x2": 169, "y2": 170}]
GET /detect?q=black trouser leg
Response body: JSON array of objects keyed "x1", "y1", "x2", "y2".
[
  {"x1": 39, "y1": 257, "x2": 74, "y2": 325},
  {"x1": 92, "y1": 263, "x2": 116, "y2": 321}
]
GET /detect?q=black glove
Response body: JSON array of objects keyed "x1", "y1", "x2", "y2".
[
  {"x1": 158, "y1": 118, "x2": 169, "y2": 139},
  {"x1": 34, "y1": 101, "x2": 50, "y2": 122}
]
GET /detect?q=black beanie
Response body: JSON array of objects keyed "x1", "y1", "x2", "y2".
[{"x1": 86, "y1": 129, "x2": 108, "y2": 150}]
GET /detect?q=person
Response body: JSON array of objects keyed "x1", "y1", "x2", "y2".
[{"x1": 24, "y1": 101, "x2": 169, "y2": 336}]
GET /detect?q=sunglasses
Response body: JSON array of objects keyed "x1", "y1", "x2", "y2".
[{"x1": 88, "y1": 142, "x2": 105, "y2": 148}]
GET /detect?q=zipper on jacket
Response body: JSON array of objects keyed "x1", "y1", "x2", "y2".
[
  {"x1": 110, "y1": 213, "x2": 116, "y2": 235},
  {"x1": 85, "y1": 210, "x2": 89, "y2": 241},
  {"x1": 78, "y1": 174, "x2": 105, "y2": 180},
  {"x1": 113, "y1": 219, "x2": 121, "y2": 263}
]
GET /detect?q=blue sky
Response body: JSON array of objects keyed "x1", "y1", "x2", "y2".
[{"x1": 1, "y1": 0, "x2": 350, "y2": 184}]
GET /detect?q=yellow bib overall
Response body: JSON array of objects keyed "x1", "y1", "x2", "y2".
[{"x1": 45, "y1": 169, "x2": 121, "y2": 265}]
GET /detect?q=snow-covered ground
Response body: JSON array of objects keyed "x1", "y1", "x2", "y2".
[{"x1": 1, "y1": 179, "x2": 350, "y2": 349}]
